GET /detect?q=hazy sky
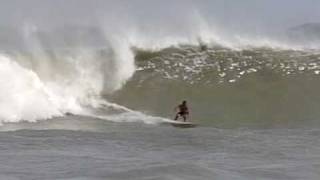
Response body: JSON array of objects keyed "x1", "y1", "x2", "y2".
[{"x1": 0, "y1": 0, "x2": 319, "y2": 34}]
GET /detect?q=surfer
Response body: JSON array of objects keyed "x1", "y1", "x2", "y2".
[{"x1": 174, "y1": 100, "x2": 189, "y2": 122}]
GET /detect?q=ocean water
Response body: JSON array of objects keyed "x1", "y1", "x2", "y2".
[
  {"x1": 0, "y1": 117, "x2": 319, "y2": 180},
  {"x1": 1, "y1": 45, "x2": 320, "y2": 180},
  {"x1": 111, "y1": 47, "x2": 320, "y2": 128},
  {"x1": 1, "y1": 5, "x2": 320, "y2": 178}
]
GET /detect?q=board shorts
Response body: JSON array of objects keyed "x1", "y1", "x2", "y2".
[{"x1": 178, "y1": 112, "x2": 189, "y2": 115}]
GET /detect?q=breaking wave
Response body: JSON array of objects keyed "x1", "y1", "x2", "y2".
[{"x1": 1, "y1": 19, "x2": 320, "y2": 127}]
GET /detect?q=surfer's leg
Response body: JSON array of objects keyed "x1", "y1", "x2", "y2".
[
  {"x1": 174, "y1": 114, "x2": 179, "y2": 120},
  {"x1": 182, "y1": 114, "x2": 187, "y2": 122}
]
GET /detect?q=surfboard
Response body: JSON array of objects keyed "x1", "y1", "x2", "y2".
[
  {"x1": 163, "y1": 121, "x2": 197, "y2": 128},
  {"x1": 171, "y1": 122, "x2": 197, "y2": 128}
]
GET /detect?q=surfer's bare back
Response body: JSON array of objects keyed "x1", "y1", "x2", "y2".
[{"x1": 174, "y1": 100, "x2": 189, "y2": 122}]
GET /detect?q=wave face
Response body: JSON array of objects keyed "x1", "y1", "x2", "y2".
[{"x1": 109, "y1": 46, "x2": 320, "y2": 128}]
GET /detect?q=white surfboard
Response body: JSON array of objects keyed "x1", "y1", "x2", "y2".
[{"x1": 163, "y1": 121, "x2": 197, "y2": 128}]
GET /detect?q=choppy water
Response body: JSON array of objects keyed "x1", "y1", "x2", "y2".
[{"x1": 0, "y1": 117, "x2": 319, "y2": 180}]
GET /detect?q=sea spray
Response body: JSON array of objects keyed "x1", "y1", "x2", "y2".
[{"x1": 0, "y1": 26, "x2": 137, "y2": 123}]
